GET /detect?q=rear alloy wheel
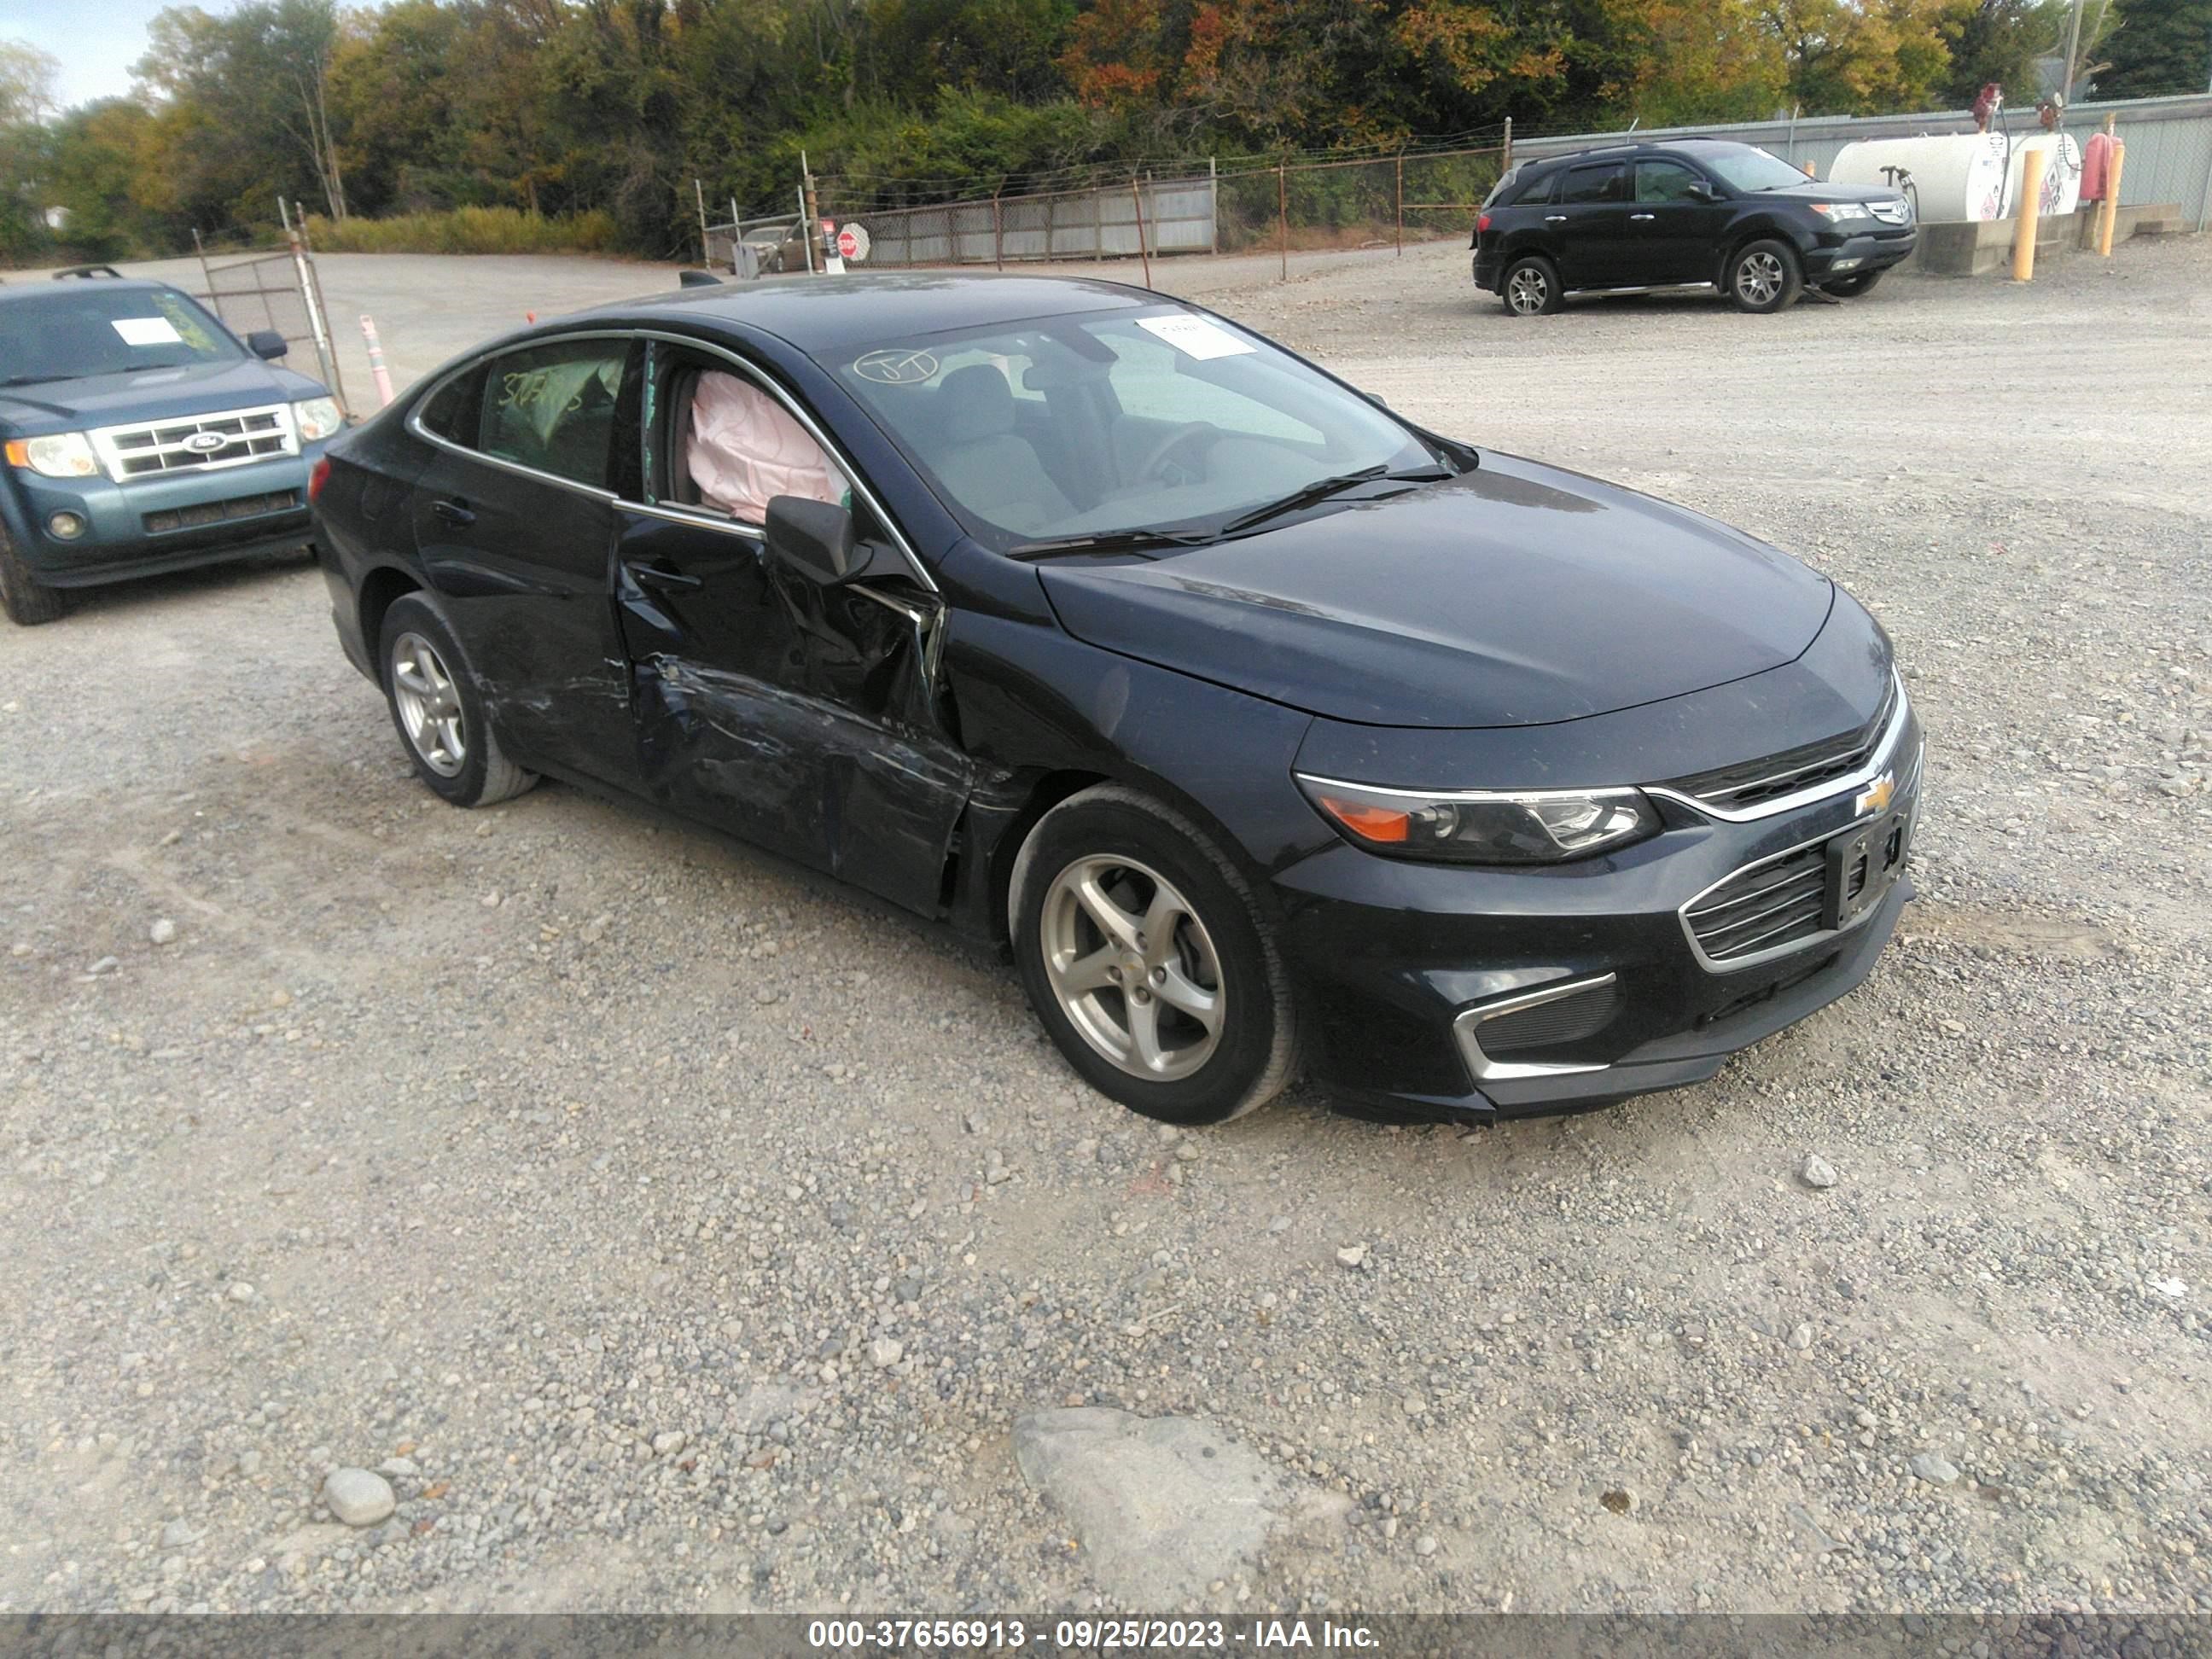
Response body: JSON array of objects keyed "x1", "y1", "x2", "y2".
[
  {"x1": 1012, "y1": 785, "x2": 1297, "y2": 1126},
  {"x1": 1727, "y1": 239, "x2": 1802, "y2": 313},
  {"x1": 1501, "y1": 256, "x2": 1563, "y2": 317},
  {"x1": 0, "y1": 525, "x2": 68, "y2": 626},
  {"x1": 378, "y1": 593, "x2": 537, "y2": 808},
  {"x1": 1820, "y1": 269, "x2": 1883, "y2": 299}
]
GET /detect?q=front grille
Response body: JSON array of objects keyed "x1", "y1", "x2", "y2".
[
  {"x1": 92, "y1": 405, "x2": 298, "y2": 481},
  {"x1": 143, "y1": 489, "x2": 301, "y2": 536},
  {"x1": 1666, "y1": 678, "x2": 1898, "y2": 814},
  {"x1": 1685, "y1": 845, "x2": 1827, "y2": 963},
  {"x1": 1478, "y1": 979, "x2": 1621, "y2": 1056},
  {"x1": 1868, "y1": 199, "x2": 1912, "y2": 226}
]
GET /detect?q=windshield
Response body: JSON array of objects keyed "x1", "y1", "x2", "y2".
[
  {"x1": 824, "y1": 308, "x2": 1443, "y2": 550},
  {"x1": 0, "y1": 287, "x2": 241, "y2": 385},
  {"x1": 1703, "y1": 146, "x2": 1814, "y2": 195}
]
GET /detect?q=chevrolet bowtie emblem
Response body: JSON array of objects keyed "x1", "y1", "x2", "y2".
[{"x1": 1855, "y1": 771, "x2": 1895, "y2": 817}]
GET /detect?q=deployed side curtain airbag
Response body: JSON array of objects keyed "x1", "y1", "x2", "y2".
[{"x1": 688, "y1": 370, "x2": 847, "y2": 523}]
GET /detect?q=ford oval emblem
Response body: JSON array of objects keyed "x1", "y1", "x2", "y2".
[{"x1": 182, "y1": 431, "x2": 228, "y2": 453}]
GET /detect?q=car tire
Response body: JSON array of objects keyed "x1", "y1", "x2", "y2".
[
  {"x1": 1727, "y1": 239, "x2": 1803, "y2": 313},
  {"x1": 0, "y1": 524, "x2": 69, "y2": 626},
  {"x1": 377, "y1": 593, "x2": 537, "y2": 808},
  {"x1": 1500, "y1": 255, "x2": 1563, "y2": 317},
  {"x1": 1010, "y1": 783, "x2": 1298, "y2": 1126},
  {"x1": 1820, "y1": 270, "x2": 1883, "y2": 298}
]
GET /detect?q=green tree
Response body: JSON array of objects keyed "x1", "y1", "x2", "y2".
[{"x1": 2102, "y1": 0, "x2": 2212, "y2": 96}]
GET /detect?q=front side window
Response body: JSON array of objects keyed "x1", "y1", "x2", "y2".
[
  {"x1": 1561, "y1": 164, "x2": 1627, "y2": 205},
  {"x1": 0, "y1": 287, "x2": 239, "y2": 385},
  {"x1": 479, "y1": 339, "x2": 630, "y2": 489},
  {"x1": 1637, "y1": 160, "x2": 1708, "y2": 203},
  {"x1": 826, "y1": 308, "x2": 1442, "y2": 548}
]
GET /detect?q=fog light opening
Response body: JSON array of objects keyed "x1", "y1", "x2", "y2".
[{"x1": 46, "y1": 510, "x2": 87, "y2": 541}]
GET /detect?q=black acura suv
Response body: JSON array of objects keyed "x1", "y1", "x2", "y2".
[
  {"x1": 1473, "y1": 138, "x2": 1918, "y2": 315},
  {"x1": 311, "y1": 273, "x2": 1920, "y2": 1127}
]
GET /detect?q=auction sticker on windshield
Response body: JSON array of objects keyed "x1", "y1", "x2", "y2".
[
  {"x1": 112, "y1": 317, "x2": 185, "y2": 347},
  {"x1": 1137, "y1": 314, "x2": 1254, "y2": 360}
]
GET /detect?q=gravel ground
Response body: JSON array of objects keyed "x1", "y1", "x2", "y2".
[{"x1": 2, "y1": 236, "x2": 2209, "y2": 1617}]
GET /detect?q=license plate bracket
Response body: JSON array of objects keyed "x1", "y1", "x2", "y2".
[{"x1": 1823, "y1": 806, "x2": 1912, "y2": 931}]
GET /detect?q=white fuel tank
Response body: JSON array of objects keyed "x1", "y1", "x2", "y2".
[{"x1": 1828, "y1": 132, "x2": 2011, "y2": 221}]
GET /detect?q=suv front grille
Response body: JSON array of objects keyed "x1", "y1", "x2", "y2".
[
  {"x1": 1666, "y1": 678, "x2": 1899, "y2": 814},
  {"x1": 1868, "y1": 199, "x2": 1912, "y2": 226},
  {"x1": 91, "y1": 405, "x2": 298, "y2": 481},
  {"x1": 1684, "y1": 845, "x2": 1826, "y2": 963}
]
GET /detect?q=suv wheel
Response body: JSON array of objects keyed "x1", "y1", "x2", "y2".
[
  {"x1": 1727, "y1": 240, "x2": 1802, "y2": 313},
  {"x1": 0, "y1": 525, "x2": 69, "y2": 626},
  {"x1": 378, "y1": 593, "x2": 537, "y2": 808},
  {"x1": 1501, "y1": 256, "x2": 1563, "y2": 317},
  {"x1": 1821, "y1": 270, "x2": 1883, "y2": 299},
  {"x1": 1010, "y1": 784, "x2": 1298, "y2": 1126}
]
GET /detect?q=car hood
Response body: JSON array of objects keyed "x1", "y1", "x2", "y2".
[
  {"x1": 0, "y1": 357, "x2": 325, "y2": 435},
  {"x1": 1750, "y1": 179, "x2": 1904, "y2": 208},
  {"x1": 1036, "y1": 453, "x2": 1835, "y2": 729}
]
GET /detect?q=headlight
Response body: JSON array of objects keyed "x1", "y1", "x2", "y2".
[
  {"x1": 292, "y1": 398, "x2": 344, "y2": 443},
  {"x1": 3, "y1": 432, "x2": 101, "y2": 479},
  {"x1": 1298, "y1": 776, "x2": 1662, "y2": 864},
  {"x1": 1809, "y1": 202, "x2": 1872, "y2": 222}
]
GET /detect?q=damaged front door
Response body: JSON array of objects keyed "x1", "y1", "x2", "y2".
[{"x1": 612, "y1": 344, "x2": 969, "y2": 918}]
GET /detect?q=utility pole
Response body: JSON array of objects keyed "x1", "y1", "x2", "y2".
[{"x1": 2061, "y1": 0, "x2": 2086, "y2": 105}]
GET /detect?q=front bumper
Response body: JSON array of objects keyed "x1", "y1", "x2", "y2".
[
  {"x1": 4, "y1": 446, "x2": 327, "y2": 588},
  {"x1": 1272, "y1": 713, "x2": 1924, "y2": 1121},
  {"x1": 1803, "y1": 229, "x2": 1918, "y2": 278}
]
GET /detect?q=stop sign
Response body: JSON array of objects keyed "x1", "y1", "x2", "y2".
[{"x1": 836, "y1": 224, "x2": 870, "y2": 262}]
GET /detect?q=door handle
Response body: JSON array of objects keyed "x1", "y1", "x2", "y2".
[
  {"x1": 430, "y1": 498, "x2": 474, "y2": 527},
  {"x1": 1544, "y1": 213, "x2": 1568, "y2": 223},
  {"x1": 1630, "y1": 212, "x2": 1656, "y2": 221},
  {"x1": 630, "y1": 563, "x2": 703, "y2": 592}
]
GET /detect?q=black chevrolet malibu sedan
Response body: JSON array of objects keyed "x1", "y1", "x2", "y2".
[{"x1": 311, "y1": 273, "x2": 1920, "y2": 1126}]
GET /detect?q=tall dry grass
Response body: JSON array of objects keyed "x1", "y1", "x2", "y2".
[{"x1": 304, "y1": 207, "x2": 622, "y2": 256}]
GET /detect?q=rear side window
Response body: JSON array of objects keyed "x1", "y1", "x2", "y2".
[
  {"x1": 1561, "y1": 163, "x2": 1627, "y2": 204},
  {"x1": 480, "y1": 339, "x2": 632, "y2": 490},
  {"x1": 417, "y1": 370, "x2": 480, "y2": 444},
  {"x1": 1511, "y1": 171, "x2": 1558, "y2": 207}
]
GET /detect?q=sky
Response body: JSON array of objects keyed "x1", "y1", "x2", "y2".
[{"x1": 5, "y1": 0, "x2": 192, "y2": 110}]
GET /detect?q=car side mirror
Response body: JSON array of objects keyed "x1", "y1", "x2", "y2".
[
  {"x1": 247, "y1": 329, "x2": 288, "y2": 360},
  {"x1": 765, "y1": 496, "x2": 859, "y2": 584},
  {"x1": 1685, "y1": 183, "x2": 1719, "y2": 202}
]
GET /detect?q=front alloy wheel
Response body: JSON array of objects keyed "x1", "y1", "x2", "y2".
[
  {"x1": 1727, "y1": 238, "x2": 1803, "y2": 313},
  {"x1": 1011, "y1": 784, "x2": 1297, "y2": 1125},
  {"x1": 1039, "y1": 854, "x2": 1225, "y2": 1082}
]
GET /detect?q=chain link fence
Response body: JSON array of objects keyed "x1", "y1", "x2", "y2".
[{"x1": 751, "y1": 90, "x2": 2204, "y2": 283}]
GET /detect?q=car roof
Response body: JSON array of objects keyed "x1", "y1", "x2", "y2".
[
  {"x1": 1524, "y1": 137, "x2": 1758, "y2": 171},
  {"x1": 0, "y1": 276, "x2": 185, "y2": 306},
  {"x1": 578, "y1": 271, "x2": 1165, "y2": 355}
]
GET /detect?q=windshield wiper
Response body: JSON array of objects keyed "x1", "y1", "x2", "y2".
[
  {"x1": 0, "y1": 372, "x2": 90, "y2": 387},
  {"x1": 1007, "y1": 528, "x2": 1216, "y2": 562},
  {"x1": 1216, "y1": 463, "x2": 1453, "y2": 537}
]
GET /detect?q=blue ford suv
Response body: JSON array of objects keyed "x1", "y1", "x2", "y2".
[{"x1": 0, "y1": 271, "x2": 343, "y2": 624}]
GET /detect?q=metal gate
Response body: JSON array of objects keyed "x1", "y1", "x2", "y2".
[{"x1": 190, "y1": 202, "x2": 349, "y2": 411}]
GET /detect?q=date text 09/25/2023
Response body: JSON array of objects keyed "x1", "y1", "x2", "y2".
[{"x1": 806, "y1": 1617, "x2": 1381, "y2": 1650}]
